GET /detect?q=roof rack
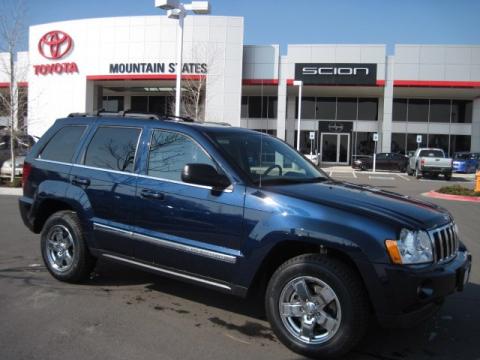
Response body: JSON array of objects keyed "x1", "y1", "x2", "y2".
[{"x1": 67, "y1": 110, "x2": 196, "y2": 122}]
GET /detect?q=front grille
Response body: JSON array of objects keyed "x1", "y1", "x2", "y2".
[{"x1": 429, "y1": 223, "x2": 458, "y2": 262}]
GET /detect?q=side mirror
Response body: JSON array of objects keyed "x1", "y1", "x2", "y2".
[{"x1": 181, "y1": 163, "x2": 230, "y2": 189}]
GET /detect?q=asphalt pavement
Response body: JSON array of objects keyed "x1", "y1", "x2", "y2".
[{"x1": 0, "y1": 174, "x2": 479, "y2": 360}]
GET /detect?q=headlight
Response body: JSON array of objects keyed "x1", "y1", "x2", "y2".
[{"x1": 385, "y1": 229, "x2": 433, "y2": 264}]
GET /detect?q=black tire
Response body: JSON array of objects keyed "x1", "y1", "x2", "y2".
[
  {"x1": 406, "y1": 164, "x2": 413, "y2": 176},
  {"x1": 415, "y1": 167, "x2": 422, "y2": 179},
  {"x1": 265, "y1": 254, "x2": 370, "y2": 359},
  {"x1": 41, "y1": 210, "x2": 96, "y2": 283},
  {"x1": 444, "y1": 173, "x2": 452, "y2": 181}
]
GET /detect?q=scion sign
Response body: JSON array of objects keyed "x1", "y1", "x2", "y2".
[{"x1": 295, "y1": 63, "x2": 377, "y2": 85}]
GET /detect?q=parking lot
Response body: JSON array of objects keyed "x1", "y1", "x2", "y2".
[{"x1": 0, "y1": 171, "x2": 479, "y2": 360}]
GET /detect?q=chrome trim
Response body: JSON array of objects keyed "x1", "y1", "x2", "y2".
[
  {"x1": 133, "y1": 232, "x2": 237, "y2": 264},
  {"x1": 93, "y1": 222, "x2": 237, "y2": 264},
  {"x1": 429, "y1": 222, "x2": 458, "y2": 263},
  {"x1": 35, "y1": 158, "x2": 71, "y2": 166},
  {"x1": 102, "y1": 254, "x2": 232, "y2": 291}
]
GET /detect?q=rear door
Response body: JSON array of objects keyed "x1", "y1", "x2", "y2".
[
  {"x1": 133, "y1": 128, "x2": 245, "y2": 283},
  {"x1": 375, "y1": 153, "x2": 389, "y2": 170},
  {"x1": 69, "y1": 125, "x2": 142, "y2": 256}
]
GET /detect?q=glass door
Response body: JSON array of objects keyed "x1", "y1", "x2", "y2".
[{"x1": 320, "y1": 133, "x2": 350, "y2": 164}]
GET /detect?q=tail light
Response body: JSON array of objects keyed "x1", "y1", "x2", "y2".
[
  {"x1": 420, "y1": 159, "x2": 425, "y2": 167},
  {"x1": 22, "y1": 162, "x2": 32, "y2": 189}
]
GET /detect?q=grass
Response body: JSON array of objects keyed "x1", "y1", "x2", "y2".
[{"x1": 437, "y1": 185, "x2": 480, "y2": 197}]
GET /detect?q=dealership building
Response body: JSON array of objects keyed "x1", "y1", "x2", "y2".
[{"x1": 1, "y1": 15, "x2": 479, "y2": 165}]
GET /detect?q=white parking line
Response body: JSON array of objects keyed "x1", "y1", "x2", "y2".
[
  {"x1": 352, "y1": 170, "x2": 357, "y2": 178},
  {"x1": 397, "y1": 174, "x2": 411, "y2": 182},
  {"x1": 368, "y1": 176, "x2": 395, "y2": 180}
]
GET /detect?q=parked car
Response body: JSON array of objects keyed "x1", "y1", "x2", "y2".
[
  {"x1": 407, "y1": 148, "x2": 453, "y2": 180},
  {"x1": 19, "y1": 114, "x2": 471, "y2": 359},
  {"x1": 0, "y1": 155, "x2": 25, "y2": 178},
  {"x1": 0, "y1": 133, "x2": 36, "y2": 170},
  {"x1": 352, "y1": 153, "x2": 408, "y2": 172},
  {"x1": 452, "y1": 152, "x2": 480, "y2": 173}
]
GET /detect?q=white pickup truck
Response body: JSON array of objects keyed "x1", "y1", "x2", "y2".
[{"x1": 407, "y1": 148, "x2": 453, "y2": 180}]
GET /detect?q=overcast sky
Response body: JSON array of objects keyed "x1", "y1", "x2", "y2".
[{"x1": 15, "y1": 0, "x2": 480, "y2": 54}]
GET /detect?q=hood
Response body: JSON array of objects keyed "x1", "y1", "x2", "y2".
[{"x1": 264, "y1": 180, "x2": 451, "y2": 230}]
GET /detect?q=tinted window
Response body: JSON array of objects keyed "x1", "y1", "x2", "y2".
[
  {"x1": 429, "y1": 100, "x2": 451, "y2": 123},
  {"x1": 357, "y1": 98, "x2": 378, "y2": 120},
  {"x1": 428, "y1": 134, "x2": 449, "y2": 154},
  {"x1": 39, "y1": 126, "x2": 87, "y2": 163},
  {"x1": 451, "y1": 100, "x2": 472, "y2": 123},
  {"x1": 147, "y1": 130, "x2": 215, "y2": 181},
  {"x1": 131, "y1": 96, "x2": 148, "y2": 112},
  {"x1": 337, "y1": 98, "x2": 357, "y2": 120},
  {"x1": 296, "y1": 97, "x2": 316, "y2": 119},
  {"x1": 408, "y1": 99, "x2": 429, "y2": 122},
  {"x1": 316, "y1": 97, "x2": 336, "y2": 119},
  {"x1": 241, "y1": 96, "x2": 248, "y2": 118},
  {"x1": 419, "y1": 150, "x2": 445, "y2": 158},
  {"x1": 450, "y1": 135, "x2": 471, "y2": 153},
  {"x1": 393, "y1": 99, "x2": 407, "y2": 121},
  {"x1": 267, "y1": 96, "x2": 278, "y2": 119},
  {"x1": 84, "y1": 127, "x2": 140, "y2": 172},
  {"x1": 391, "y1": 133, "x2": 406, "y2": 154},
  {"x1": 102, "y1": 96, "x2": 124, "y2": 112}
]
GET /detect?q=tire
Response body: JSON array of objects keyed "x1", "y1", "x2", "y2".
[
  {"x1": 415, "y1": 167, "x2": 422, "y2": 179},
  {"x1": 41, "y1": 210, "x2": 96, "y2": 283},
  {"x1": 444, "y1": 173, "x2": 452, "y2": 181},
  {"x1": 265, "y1": 254, "x2": 370, "y2": 359},
  {"x1": 407, "y1": 164, "x2": 413, "y2": 176}
]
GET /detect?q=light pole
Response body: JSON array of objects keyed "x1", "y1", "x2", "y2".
[
  {"x1": 155, "y1": 0, "x2": 210, "y2": 117},
  {"x1": 293, "y1": 80, "x2": 303, "y2": 151}
]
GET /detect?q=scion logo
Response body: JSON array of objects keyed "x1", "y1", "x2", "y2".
[
  {"x1": 295, "y1": 63, "x2": 377, "y2": 85},
  {"x1": 38, "y1": 30, "x2": 73, "y2": 60}
]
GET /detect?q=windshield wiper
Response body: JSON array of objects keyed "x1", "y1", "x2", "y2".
[{"x1": 254, "y1": 177, "x2": 328, "y2": 186}]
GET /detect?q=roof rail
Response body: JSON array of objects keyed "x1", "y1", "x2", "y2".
[
  {"x1": 67, "y1": 110, "x2": 197, "y2": 122},
  {"x1": 164, "y1": 114, "x2": 195, "y2": 123}
]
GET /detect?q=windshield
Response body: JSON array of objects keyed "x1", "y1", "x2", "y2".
[
  {"x1": 419, "y1": 150, "x2": 444, "y2": 158},
  {"x1": 206, "y1": 130, "x2": 328, "y2": 185},
  {"x1": 454, "y1": 153, "x2": 469, "y2": 160}
]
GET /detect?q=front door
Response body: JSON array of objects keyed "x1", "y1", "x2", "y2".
[{"x1": 320, "y1": 133, "x2": 350, "y2": 164}]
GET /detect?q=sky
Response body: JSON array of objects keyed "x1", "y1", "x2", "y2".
[{"x1": 13, "y1": 0, "x2": 480, "y2": 54}]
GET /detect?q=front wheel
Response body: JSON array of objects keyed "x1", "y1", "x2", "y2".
[{"x1": 265, "y1": 254, "x2": 369, "y2": 359}]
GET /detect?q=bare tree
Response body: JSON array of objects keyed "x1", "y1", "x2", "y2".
[{"x1": 0, "y1": 0, "x2": 27, "y2": 183}]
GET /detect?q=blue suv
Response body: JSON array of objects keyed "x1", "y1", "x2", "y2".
[{"x1": 19, "y1": 113, "x2": 472, "y2": 358}]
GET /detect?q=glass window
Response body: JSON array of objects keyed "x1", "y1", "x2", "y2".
[
  {"x1": 391, "y1": 133, "x2": 406, "y2": 154},
  {"x1": 207, "y1": 130, "x2": 326, "y2": 185},
  {"x1": 148, "y1": 96, "x2": 167, "y2": 115},
  {"x1": 357, "y1": 98, "x2": 378, "y2": 120},
  {"x1": 294, "y1": 131, "x2": 313, "y2": 154},
  {"x1": 354, "y1": 132, "x2": 374, "y2": 156},
  {"x1": 419, "y1": 149, "x2": 445, "y2": 158},
  {"x1": 407, "y1": 99, "x2": 429, "y2": 122},
  {"x1": 39, "y1": 126, "x2": 87, "y2": 163},
  {"x1": 337, "y1": 98, "x2": 357, "y2": 120},
  {"x1": 241, "y1": 96, "x2": 248, "y2": 118},
  {"x1": 84, "y1": 127, "x2": 141, "y2": 172},
  {"x1": 102, "y1": 96, "x2": 124, "y2": 112},
  {"x1": 406, "y1": 133, "x2": 427, "y2": 152},
  {"x1": 267, "y1": 96, "x2": 278, "y2": 119},
  {"x1": 450, "y1": 135, "x2": 471, "y2": 153},
  {"x1": 429, "y1": 100, "x2": 451, "y2": 123},
  {"x1": 296, "y1": 97, "x2": 316, "y2": 119},
  {"x1": 248, "y1": 97, "x2": 263, "y2": 118},
  {"x1": 451, "y1": 100, "x2": 473, "y2": 123},
  {"x1": 316, "y1": 97, "x2": 336, "y2": 119},
  {"x1": 393, "y1": 99, "x2": 408, "y2": 122},
  {"x1": 428, "y1": 134, "x2": 449, "y2": 154},
  {"x1": 131, "y1": 96, "x2": 148, "y2": 112},
  {"x1": 147, "y1": 130, "x2": 215, "y2": 181}
]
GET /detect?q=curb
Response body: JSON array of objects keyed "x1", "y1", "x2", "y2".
[
  {"x1": 422, "y1": 191, "x2": 480, "y2": 203},
  {"x1": 0, "y1": 187, "x2": 22, "y2": 196}
]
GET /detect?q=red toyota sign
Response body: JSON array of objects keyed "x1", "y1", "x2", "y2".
[
  {"x1": 38, "y1": 30, "x2": 73, "y2": 60},
  {"x1": 34, "y1": 30, "x2": 78, "y2": 76}
]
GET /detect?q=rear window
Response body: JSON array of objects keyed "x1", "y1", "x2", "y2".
[
  {"x1": 84, "y1": 126, "x2": 141, "y2": 172},
  {"x1": 419, "y1": 150, "x2": 444, "y2": 158},
  {"x1": 39, "y1": 126, "x2": 87, "y2": 163}
]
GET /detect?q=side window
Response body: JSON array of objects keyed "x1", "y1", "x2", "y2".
[
  {"x1": 84, "y1": 127, "x2": 141, "y2": 172},
  {"x1": 147, "y1": 130, "x2": 215, "y2": 181},
  {"x1": 39, "y1": 126, "x2": 86, "y2": 163}
]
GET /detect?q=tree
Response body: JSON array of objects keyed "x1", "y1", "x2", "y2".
[{"x1": 0, "y1": 0, "x2": 27, "y2": 183}]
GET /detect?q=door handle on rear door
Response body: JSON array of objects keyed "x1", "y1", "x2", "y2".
[
  {"x1": 140, "y1": 188, "x2": 164, "y2": 200},
  {"x1": 72, "y1": 176, "x2": 90, "y2": 186}
]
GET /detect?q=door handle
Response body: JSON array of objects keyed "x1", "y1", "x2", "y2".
[
  {"x1": 140, "y1": 188, "x2": 164, "y2": 200},
  {"x1": 72, "y1": 176, "x2": 90, "y2": 186}
]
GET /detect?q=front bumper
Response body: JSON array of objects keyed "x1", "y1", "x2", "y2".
[
  {"x1": 452, "y1": 162, "x2": 467, "y2": 173},
  {"x1": 374, "y1": 249, "x2": 471, "y2": 328}
]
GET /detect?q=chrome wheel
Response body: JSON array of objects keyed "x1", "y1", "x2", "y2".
[
  {"x1": 46, "y1": 224, "x2": 75, "y2": 273},
  {"x1": 278, "y1": 276, "x2": 342, "y2": 344}
]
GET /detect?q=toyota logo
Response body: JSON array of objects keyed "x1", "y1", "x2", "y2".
[{"x1": 38, "y1": 30, "x2": 73, "y2": 60}]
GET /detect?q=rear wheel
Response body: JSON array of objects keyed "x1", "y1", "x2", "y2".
[
  {"x1": 415, "y1": 167, "x2": 422, "y2": 179},
  {"x1": 444, "y1": 173, "x2": 452, "y2": 181},
  {"x1": 407, "y1": 164, "x2": 413, "y2": 176},
  {"x1": 265, "y1": 254, "x2": 369, "y2": 359},
  {"x1": 41, "y1": 211, "x2": 96, "y2": 283}
]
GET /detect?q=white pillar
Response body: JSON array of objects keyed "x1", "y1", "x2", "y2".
[
  {"x1": 472, "y1": 97, "x2": 480, "y2": 152},
  {"x1": 286, "y1": 96, "x2": 296, "y2": 146},
  {"x1": 381, "y1": 55, "x2": 394, "y2": 153},
  {"x1": 276, "y1": 56, "x2": 287, "y2": 140}
]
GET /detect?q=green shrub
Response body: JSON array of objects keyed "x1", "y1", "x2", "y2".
[{"x1": 437, "y1": 185, "x2": 480, "y2": 197}]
